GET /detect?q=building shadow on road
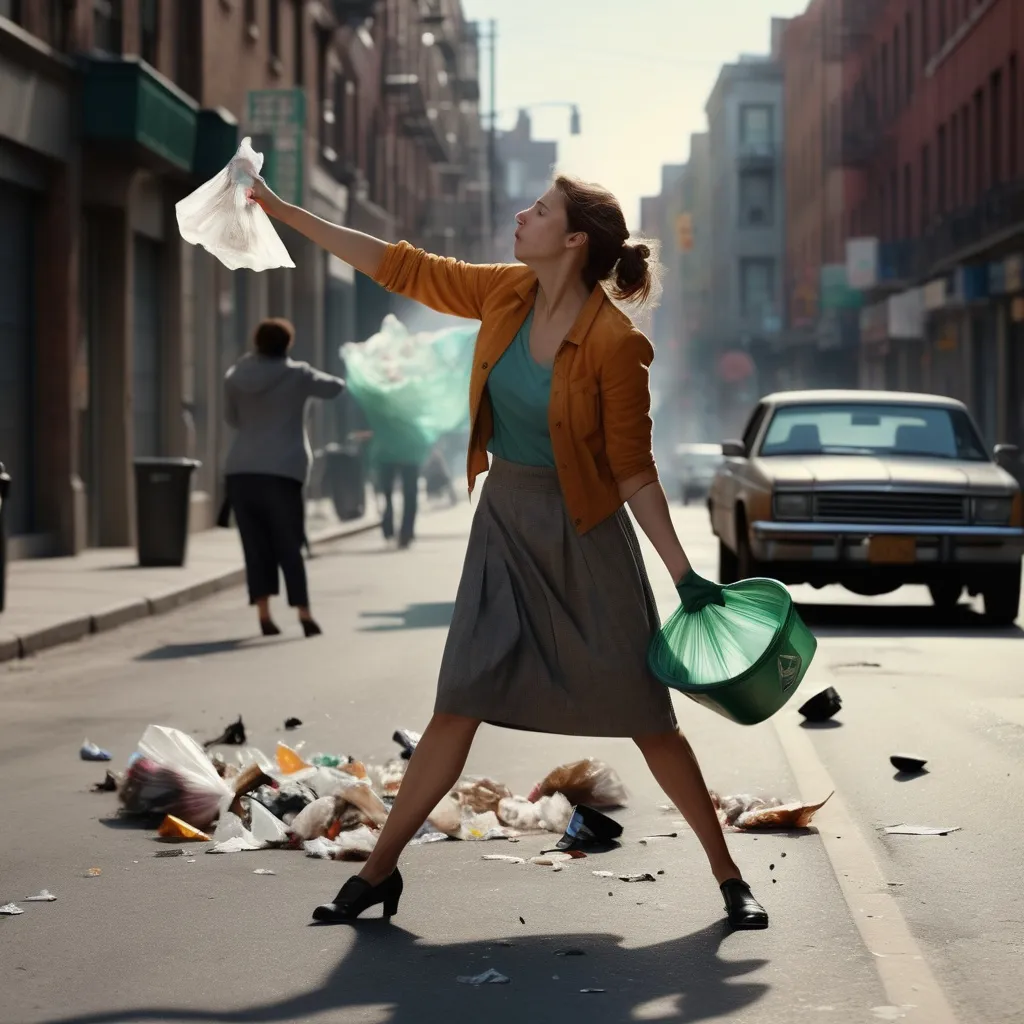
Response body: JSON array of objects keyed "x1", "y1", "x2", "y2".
[
  {"x1": 359, "y1": 602, "x2": 456, "y2": 632},
  {"x1": 35, "y1": 920, "x2": 769, "y2": 1024},
  {"x1": 796, "y1": 601, "x2": 1024, "y2": 640}
]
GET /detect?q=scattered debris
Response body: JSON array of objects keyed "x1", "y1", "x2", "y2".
[
  {"x1": 554, "y1": 805, "x2": 623, "y2": 851},
  {"x1": 619, "y1": 873, "x2": 656, "y2": 883},
  {"x1": 580, "y1": 988, "x2": 606, "y2": 994},
  {"x1": 1, "y1": 903, "x2": 24, "y2": 915},
  {"x1": 528, "y1": 759, "x2": 627, "y2": 809},
  {"x1": 882, "y1": 824, "x2": 961, "y2": 836},
  {"x1": 157, "y1": 815, "x2": 212, "y2": 842},
  {"x1": 890, "y1": 754, "x2": 927, "y2": 773},
  {"x1": 253, "y1": 869, "x2": 276, "y2": 875},
  {"x1": 80, "y1": 740, "x2": 113, "y2": 762},
  {"x1": 482, "y1": 855, "x2": 525, "y2": 864},
  {"x1": 592, "y1": 871, "x2": 615, "y2": 878},
  {"x1": 393, "y1": 729, "x2": 421, "y2": 760},
  {"x1": 519, "y1": 916, "x2": 526, "y2": 925},
  {"x1": 84, "y1": 868, "x2": 102, "y2": 877},
  {"x1": 23, "y1": 891, "x2": 57, "y2": 902},
  {"x1": 639, "y1": 833, "x2": 678, "y2": 844},
  {"x1": 203, "y1": 716, "x2": 246, "y2": 748},
  {"x1": 92, "y1": 771, "x2": 120, "y2": 793},
  {"x1": 711, "y1": 791, "x2": 833, "y2": 830},
  {"x1": 530, "y1": 854, "x2": 572, "y2": 867},
  {"x1": 798, "y1": 687, "x2": 843, "y2": 723},
  {"x1": 284, "y1": 717, "x2": 303, "y2": 730},
  {"x1": 457, "y1": 969, "x2": 510, "y2": 986},
  {"x1": 155, "y1": 849, "x2": 185, "y2": 858}
]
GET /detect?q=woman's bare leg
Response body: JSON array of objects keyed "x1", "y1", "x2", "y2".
[
  {"x1": 635, "y1": 729, "x2": 741, "y2": 885},
  {"x1": 357, "y1": 713, "x2": 481, "y2": 886}
]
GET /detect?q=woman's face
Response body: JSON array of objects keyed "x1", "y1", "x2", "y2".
[{"x1": 513, "y1": 187, "x2": 583, "y2": 264}]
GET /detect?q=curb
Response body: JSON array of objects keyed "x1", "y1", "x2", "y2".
[{"x1": 0, "y1": 517, "x2": 381, "y2": 665}]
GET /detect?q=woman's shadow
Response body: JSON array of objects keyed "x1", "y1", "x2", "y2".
[{"x1": 40, "y1": 920, "x2": 769, "y2": 1024}]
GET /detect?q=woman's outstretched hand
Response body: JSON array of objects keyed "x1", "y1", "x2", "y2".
[
  {"x1": 675, "y1": 568, "x2": 726, "y2": 614},
  {"x1": 246, "y1": 177, "x2": 286, "y2": 219}
]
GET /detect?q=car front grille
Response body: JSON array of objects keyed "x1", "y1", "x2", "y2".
[{"x1": 813, "y1": 491, "x2": 969, "y2": 524}]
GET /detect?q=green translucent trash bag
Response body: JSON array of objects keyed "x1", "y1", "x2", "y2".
[
  {"x1": 341, "y1": 315, "x2": 479, "y2": 466},
  {"x1": 647, "y1": 579, "x2": 817, "y2": 726}
]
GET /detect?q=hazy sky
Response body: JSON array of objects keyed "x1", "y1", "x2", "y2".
[{"x1": 461, "y1": 0, "x2": 811, "y2": 228}]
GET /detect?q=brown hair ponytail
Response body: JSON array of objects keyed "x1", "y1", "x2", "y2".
[{"x1": 554, "y1": 175, "x2": 662, "y2": 309}]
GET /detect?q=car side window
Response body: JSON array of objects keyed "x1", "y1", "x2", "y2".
[{"x1": 741, "y1": 404, "x2": 768, "y2": 454}]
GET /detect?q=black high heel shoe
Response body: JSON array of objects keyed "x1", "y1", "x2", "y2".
[
  {"x1": 312, "y1": 868, "x2": 403, "y2": 923},
  {"x1": 260, "y1": 619, "x2": 281, "y2": 637},
  {"x1": 720, "y1": 878, "x2": 769, "y2": 929},
  {"x1": 301, "y1": 618, "x2": 322, "y2": 638}
]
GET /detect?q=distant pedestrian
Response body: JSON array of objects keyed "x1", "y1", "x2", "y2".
[
  {"x1": 223, "y1": 317, "x2": 345, "y2": 637},
  {"x1": 423, "y1": 445, "x2": 458, "y2": 506},
  {"x1": 250, "y1": 173, "x2": 768, "y2": 931},
  {"x1": 364, "y1": 413, "x2": 431, "y2": 550}
]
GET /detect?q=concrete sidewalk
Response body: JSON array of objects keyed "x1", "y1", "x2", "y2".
[{"x1": 0, "y1": 493, "x2": 382, "y2": 664}]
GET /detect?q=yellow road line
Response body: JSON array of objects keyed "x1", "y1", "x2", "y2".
[{"x1": 772, "y1": 711, "x2": 960, "y2": 1024}]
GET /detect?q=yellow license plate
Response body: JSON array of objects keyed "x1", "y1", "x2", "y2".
[{"x1": 867, "y1": 535, "x2": 917, "y2": 564}]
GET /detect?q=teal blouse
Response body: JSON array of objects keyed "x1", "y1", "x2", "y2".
[{"x1": 486, "y1": 308, "x2": 555, "y2": 467}]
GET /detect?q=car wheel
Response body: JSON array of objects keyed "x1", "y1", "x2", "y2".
[
  {"x1": 718, "y1": 540, "x2": 739, "y2": 585},
  {"x1": 982, "y1": 565, "x2": 1022, "y2": 626},
  {"x1": 928, "y1": 581, "x2": 963, "y2": 611}
]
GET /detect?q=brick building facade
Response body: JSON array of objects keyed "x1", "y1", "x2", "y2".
[
  {"x1": 0, "y1": 0, "x2": 488, "y2": 558},
  {"x1": 828, "y1": 0, "x2": 1024, "y2": 451}
]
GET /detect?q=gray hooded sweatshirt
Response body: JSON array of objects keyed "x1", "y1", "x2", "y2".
[{"x1": 223, "y1": 354, "x2": 345, "y2": 483}]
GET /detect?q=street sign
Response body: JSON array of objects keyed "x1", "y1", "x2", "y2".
[{"x1": 246, "y1": 88, "x2": 306, "y2": 206}]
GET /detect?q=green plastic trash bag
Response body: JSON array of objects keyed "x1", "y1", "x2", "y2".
[
  {"x1": 647, "y1": 575, "x2": 817, "y2": 726},
  {"x1": 341, "y1": 315, "x2": 479, "y2": 467}
]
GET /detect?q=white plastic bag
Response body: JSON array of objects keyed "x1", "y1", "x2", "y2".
[
  {"x1": 137, "y1": 724, "x2": 233, "y2": 828},
  {"x1": 174, "y1": 136, "x2": 295, "y2": 272}
]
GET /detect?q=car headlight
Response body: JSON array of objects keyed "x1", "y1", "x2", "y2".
[
  {"x1": 973, "y1": 496, "x2": 1014, "y2": 525},
  {"x1": 774, "y1": 492, "x2": 812, "y2": 520}
]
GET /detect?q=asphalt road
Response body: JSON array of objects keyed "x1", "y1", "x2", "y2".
[{"x1": 1, "y1": 495, "x2": 1022, "y2": 1024}]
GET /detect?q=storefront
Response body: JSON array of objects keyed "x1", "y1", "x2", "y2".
[
  {"x1": 0, "y1": 182, "x2": 37, "y2": 539},
  {"x1": 1003, "y1": 255, "x2": 1024, "y2": 449},
  {"x1": 857, "y1": 289, "x2": 924, "y2": 392}
]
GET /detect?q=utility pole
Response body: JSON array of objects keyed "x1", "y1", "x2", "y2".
[{"x1": 487, "y1": 18, "x2": 498, "y2": 257}]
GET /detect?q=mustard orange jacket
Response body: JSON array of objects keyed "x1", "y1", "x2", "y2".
[{"x1": 373, "y1": 242, "x2": 660, "y2": 534}]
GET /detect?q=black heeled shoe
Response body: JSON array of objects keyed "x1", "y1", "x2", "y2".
[
  {"x1": 312, "y1": 869, "x2": 403, "y2": 923},
  {"x1": 301, "y1": 618, "x2": 322, "y2": 638},
  {"x1": 720, "y1": 878, "x2": 769, "y2": 929},
  {"x1": 260, "y1": 619, "x2": 281, "y2": 637}
]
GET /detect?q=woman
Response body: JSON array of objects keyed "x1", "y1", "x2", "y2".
[
  {"x1": 224, "y1": 317, "x2": 345, "y2": 637},
  {"x1": 248, "y1": 175, "x2": 769, "y2": 930}
]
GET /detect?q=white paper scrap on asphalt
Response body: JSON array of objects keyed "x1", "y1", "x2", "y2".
[{"x1": 882, "y1": 824, "x2": 962, "y2": 836}]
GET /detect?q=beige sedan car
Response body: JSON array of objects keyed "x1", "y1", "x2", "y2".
[{"x1": 708, "y1": 390, "x2": 1024, "y2": 625}]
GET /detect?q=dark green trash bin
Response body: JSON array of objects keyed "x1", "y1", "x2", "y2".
[
  {"x1": 133, "y1": 458, "x2": 201, "y2": 567},
  {"x1": 324, "y1": 442, "x2": 366, "y2": 522}
]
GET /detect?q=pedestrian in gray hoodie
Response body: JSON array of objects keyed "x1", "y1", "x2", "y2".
[{"x1": 224, "y1": 317, "x2": 345, "y2": 637}]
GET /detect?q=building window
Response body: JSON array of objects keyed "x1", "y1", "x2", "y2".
[
  {"x1": 739, "y1": 106, "x2": 773, "y2": 148},
  {"x1": 991, "y1": 69, "x2": 1002, "y2": 186},
  {"x1": 293, "y1": 0, "x2": 304, "y2": 86},
  {"x1": 141, "y1": 0, "x2": 159, "y2": 66},
  {"x1": 937, "y1": 124, "x2": 947, "y2": 214},
  {"x1": 48, "y1": 0, "x2": 72, "y2": 49},
  {"x1": 93, "y1": 0, "x2": 123, "y2": 54},
  {"x1": 906, "y1": 12, "x2": 914, "y2": 98},
  {"x1": 920, "y1": 143, "x2": 931, "y2": 232},
  {"x1": 920, "y1": 0, "x2": 929, "y2": 63},
  {"x1": 269, "y1": 0, "x2": 281, "y2": 60},
  {"x1": 951, "y1": 114, "x2": 960, "y2": 205},
  {"x1": 174, "y1": 0, "x2": 200, "y2": 97},
  {"x1": 962, "y1": 104, "x2": 971, "y2": 202},
  {"x1": 0, "y1": 0, "x2": 22, "y2": 23},
  {"x1": 1010, "y1": 54, "x2": 1018, "y2": 179},
  {"x1": 893, "y1": 27, "x2": 902, "y2": 111},
  {"x1": 903, "y1": 163, "x2": 912, "y2": 238},
  {"x1": 974, "y1": 87, "x2": 984, "y2": 193},
  {"x1": 739, "y1": 172, "x2": 774, "y2": 227},
  {"x1": 244, "y1": 0, "x2": 256, "y2": 29},
  {"x1": 740, "y1": 258, "x2": 776, "y2": 320}
]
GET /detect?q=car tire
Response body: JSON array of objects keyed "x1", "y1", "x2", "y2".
[
  {"x1": 982, "y1": 565, "x2": 1022, "y2": 626},
  {"x1": 928, "y1": 581, "x2": 962, "y2": 611},
  {"x1": 719, "y1": 540, "x2": 739, "y2": 585}
]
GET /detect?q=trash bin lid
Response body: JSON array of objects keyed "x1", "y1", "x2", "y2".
[{"x1": 132, "y1": 457, "x2": 202, "y2": 468}]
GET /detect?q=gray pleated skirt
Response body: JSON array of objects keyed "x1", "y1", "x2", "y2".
[{"x1": 436, "y1": 458, "x2": 678, "y2": 737}]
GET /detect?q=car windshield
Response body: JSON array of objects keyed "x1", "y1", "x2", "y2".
[{"x1": 758, "y1": 403, "x2": 989, "y2": 461}]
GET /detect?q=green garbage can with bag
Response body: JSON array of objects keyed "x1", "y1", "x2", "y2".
[{"x1": 647, "y1": 569, "x2": 817, "y2": 726}]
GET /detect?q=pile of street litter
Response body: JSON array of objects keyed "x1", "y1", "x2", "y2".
[
  {"x1": 98, "y1": 723, "x2": 631, "y2": 862},
  {"x1": 709, "y1": 790, "x2": 833, "y2": 831}
]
